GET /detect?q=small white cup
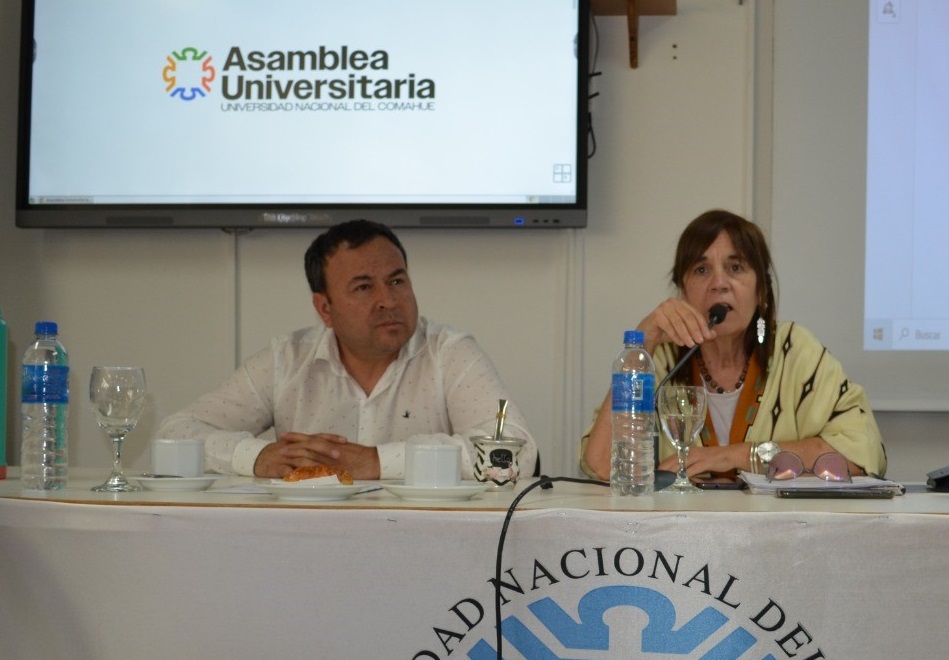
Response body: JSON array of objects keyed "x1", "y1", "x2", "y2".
[
  {"x1": 404, "y1": 444, "x2": 461, "y2": 488},
  {"x1": 151, "y1": 438, "x2": 205, "y2": 478}
]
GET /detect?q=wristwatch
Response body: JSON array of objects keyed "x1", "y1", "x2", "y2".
[{"x1": 752, "y1": 441, "x2": 781, "y2": 474}]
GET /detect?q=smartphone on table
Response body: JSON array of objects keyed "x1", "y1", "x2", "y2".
[{"x1": 693, "y1": 478, "x2": 747, "y2": 491}]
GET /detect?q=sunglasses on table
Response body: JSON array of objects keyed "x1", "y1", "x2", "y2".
[{"x1": 766, "y1": 451, "x2": 852, "y2": 483}]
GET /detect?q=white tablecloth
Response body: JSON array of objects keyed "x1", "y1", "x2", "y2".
[{"x1": 2, "y1": 473, "x2": 948, "y2": 659}]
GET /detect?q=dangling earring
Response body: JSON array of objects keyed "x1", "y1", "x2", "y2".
[{"x1": 756, "y1": 315, "x2": 766, "y2": 345}]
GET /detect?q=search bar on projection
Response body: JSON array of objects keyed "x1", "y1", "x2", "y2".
[{"x1": 890, "y1": 319, "x2": 949, "y2": 350}]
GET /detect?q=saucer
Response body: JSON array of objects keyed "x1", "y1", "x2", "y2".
[
  {"x1": 260, "y1": 481, "x2": 371, "y2": 502},
  {"x1": 131, "y1": 474, "x2": 220, "y2": 492},
  {"x1": 381, "y1": 481, "x2": 488, "y2": 501}
]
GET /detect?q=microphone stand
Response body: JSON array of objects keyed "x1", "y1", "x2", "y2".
[{"x1": 652, "y1": 305, "x2": 729, "y2": 482}]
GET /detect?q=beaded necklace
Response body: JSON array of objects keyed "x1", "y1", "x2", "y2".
[{"x1": 696, "y1": 354, "x2": 750, "y2": 394}]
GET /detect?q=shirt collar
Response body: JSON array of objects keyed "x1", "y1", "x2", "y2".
[{"x1": 313, "y1": 315, "x2": 427, "y2": 373}]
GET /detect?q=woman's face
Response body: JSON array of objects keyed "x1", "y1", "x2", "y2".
[{"x1": 682, "y1": 232, "x2": 759, "y2": 341}]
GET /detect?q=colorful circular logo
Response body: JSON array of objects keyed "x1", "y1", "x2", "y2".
[{"x1": 162, "y1": 47, "x2": 216, "y2": 101}]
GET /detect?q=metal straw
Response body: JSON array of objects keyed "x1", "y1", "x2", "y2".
[{"x1": 493, "y1": 399, "x2": 508, "y2": 440}]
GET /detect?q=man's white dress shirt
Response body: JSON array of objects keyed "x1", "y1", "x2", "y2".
[{"x1": 158, "y1": 317, "x2": 537, "y2": 478}]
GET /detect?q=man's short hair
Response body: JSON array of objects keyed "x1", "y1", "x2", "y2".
[{"x1": 304, "y1": 219, "x2": 408, "y2": 294}]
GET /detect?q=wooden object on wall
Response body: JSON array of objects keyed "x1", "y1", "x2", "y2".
[{"x1": 590, "y1": 0, "x2": 677, "y2": 68}]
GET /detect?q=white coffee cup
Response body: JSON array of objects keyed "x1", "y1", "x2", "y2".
[
  {"x1": 404, "y1": 444, "x2": 461, "y2": 488},
  {"x1": 151, "y1": 438, "x2": 205, "y2": 478}
]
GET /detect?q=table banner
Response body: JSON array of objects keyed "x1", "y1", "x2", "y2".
[{"x1": 2, "y1": 501, "x2": 948, "y2": 659}]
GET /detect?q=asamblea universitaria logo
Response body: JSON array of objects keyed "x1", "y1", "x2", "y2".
[
  {"x1": 161, "y1": 44, "x2": 437, "y2": 112},
  {"x1": 162, "y1": 47, "x2": 215, "y2": 101}
]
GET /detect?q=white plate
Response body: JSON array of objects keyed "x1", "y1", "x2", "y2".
[
  {"x1": 381, "y1": 481, "x2": 488, "y2": 501},
  {"x1": 131, "y1": 474, "x2": 221, "y2": 492},
  {"x1": 261, "y1": 481, "x2": 371, "y2": 502}
]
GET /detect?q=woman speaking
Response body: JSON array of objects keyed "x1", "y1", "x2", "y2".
[{"x1": 581, "y1": 209, "x2": 887, "y2": 482}]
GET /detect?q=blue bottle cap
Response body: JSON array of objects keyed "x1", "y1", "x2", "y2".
[
  {"x1": 35, "y1": 321, "x2": 58, "y2": 335},
  {"x1": 623, "y1": 330, "x2": 644, "y2": 345}
]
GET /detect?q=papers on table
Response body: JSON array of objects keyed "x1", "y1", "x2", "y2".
[{"x1": 740, "y1": 472, "x2": 904, "y2": 496}]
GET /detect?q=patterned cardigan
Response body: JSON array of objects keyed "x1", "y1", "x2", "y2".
[{"x1": 581, "y1": 321, "x2": 887, "y2": 477}]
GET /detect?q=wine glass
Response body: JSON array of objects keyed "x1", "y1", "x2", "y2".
[
  {"x1": 89, "y1": 366, "x2": 146, "y2": 492},
  {"x1": 657, "y1": 385, "x2": 708, "y2": 493}
]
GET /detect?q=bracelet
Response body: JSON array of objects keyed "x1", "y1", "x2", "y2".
[{"x1": 749, "y1": 442, "x2": 759, "y2": 474}]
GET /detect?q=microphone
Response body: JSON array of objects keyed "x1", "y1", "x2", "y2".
[
  {"x1": 653, "y1": 303, "x2": 728, "y2": 480},
  {"x1": 655, "y1": 303, "x2": 729, "y2": 393}
]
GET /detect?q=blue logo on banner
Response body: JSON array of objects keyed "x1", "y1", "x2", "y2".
[{"x1": 466, "y1": 586, "x2": 776, "y2": 659}]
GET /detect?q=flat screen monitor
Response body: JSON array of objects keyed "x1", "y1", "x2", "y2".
[{"x1": 16, "y1": 0, "x2": 590, "y2": 230}]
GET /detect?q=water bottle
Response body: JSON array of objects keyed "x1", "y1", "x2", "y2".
[
  {"x1": 610, "y1": 329, "x2": 656, "y2": 496},
  {"x1": 20, "y1": 321, "x2": 69, "y2": 489},
  {"x1": 0, "y1": 306, "x2": 7, "y2": 479}
]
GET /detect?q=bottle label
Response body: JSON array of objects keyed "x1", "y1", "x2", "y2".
[
  {"x1": 611, "y1": 372, "x2": 655, "y2": 413},
  {"x1": 21, "y1": 364, "x2": 70, "y2": 404}
]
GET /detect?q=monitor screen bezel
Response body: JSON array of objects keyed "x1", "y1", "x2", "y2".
[{"x1": 15, "y1": 0, "x2": 591, "y2": 230}]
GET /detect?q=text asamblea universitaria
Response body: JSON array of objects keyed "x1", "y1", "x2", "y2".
[{"x1": 219, "y1": 46, "x2": 436, "y2": 101}]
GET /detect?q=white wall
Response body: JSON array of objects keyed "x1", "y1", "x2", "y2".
[{"x1": 1, "y1": 0, "x2": 944, "y2": 483}]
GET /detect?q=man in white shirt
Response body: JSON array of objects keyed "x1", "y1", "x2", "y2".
[{"x1": 158, "y1": 220, "x2": 537, "y2": 480}]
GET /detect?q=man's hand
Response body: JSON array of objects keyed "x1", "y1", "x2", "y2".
[{"x1": 253, "y1": 433, "x2": 381, "y2": 479}]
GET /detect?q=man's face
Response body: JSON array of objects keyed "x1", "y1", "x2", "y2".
[{"x1": 313, "y1": 236, "x2": 418, "y2": 364}]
